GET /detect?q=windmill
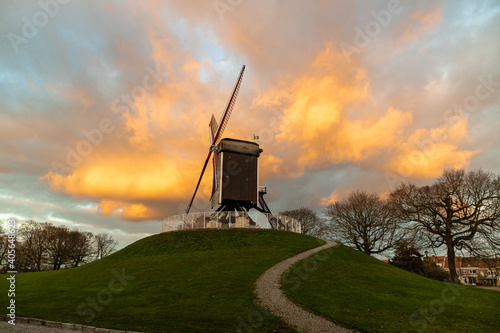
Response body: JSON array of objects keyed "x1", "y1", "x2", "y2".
[{"x1": 185, "y1": 65, "x2": 283, "y2": 229}]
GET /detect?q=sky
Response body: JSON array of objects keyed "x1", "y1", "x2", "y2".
[{"x1": 1, "y1": 0, "x2": 499, "y2": 249}]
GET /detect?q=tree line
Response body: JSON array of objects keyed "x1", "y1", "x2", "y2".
[
  {"x1": 281, "y1": 168, "x2": 500, "y2": 284},
  {"x1": 0, "y1": 220, "x2": 117, "y2": 272}
]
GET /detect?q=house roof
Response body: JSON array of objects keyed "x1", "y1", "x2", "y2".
[{"x1": 428, "y1": 256, "x2": 500, "y2": 269}]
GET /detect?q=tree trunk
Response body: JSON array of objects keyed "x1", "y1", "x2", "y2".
[{"x1": 446, "y1": 241, "x2": 459, "y2": 284}]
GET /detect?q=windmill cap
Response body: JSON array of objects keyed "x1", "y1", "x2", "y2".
[{"x1": 218, "y1": 138, "x2": 262, "y2": 156}]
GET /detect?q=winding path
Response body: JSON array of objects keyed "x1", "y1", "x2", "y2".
[{"x1": 254, "y1": 240, "x2": 355, "y2": 333}]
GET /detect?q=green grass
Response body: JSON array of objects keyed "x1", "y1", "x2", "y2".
[
  {"x1": 0, "y1": 229, "x2": 324, "y2": 332},
  {"x1": 283, "y1": 244, "x2": 500, "y2": 333}
]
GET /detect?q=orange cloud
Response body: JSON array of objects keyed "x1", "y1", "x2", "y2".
[
  {"x1": 255, "y1": 42, "x2": 480, "y2": 184},
  {"x1": 256, "y1": 44, "x2": 412, "y2": 176},
  {"x1": 320, "y1": 189, "x2": 391, "y2": 206},
  {"x1": 41, "y1": 146, "x2": 214, "y2": 220},
  {"x1": 37, "y1": 8, "x2": 483, "y2": 222},
  {"x1": 259, "y1": 154, "x2": 284, "y2": 177},
  {"x1": 320, "y1": 192, "x2": 340, "y2": 206},
  {"x1": 398, "y1": 5, "x2": 443, "y2": 44},
  {"x1": 389, "y1": 118, "x2": 479, "y2": 178},
  {"x1": 98, "y1": 200, "x2": 151, "y2": 220},
  {"x1": 41, "y1": 58, "x2": 216, "y2": 220},
  {"x1": 43, "y1": 154, "x2": 193, "y2": 200},
  {"x1": 40, "y1": 23, "x2": 227, "y2": 221}
]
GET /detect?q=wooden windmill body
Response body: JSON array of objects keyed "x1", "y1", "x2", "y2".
[{"x1": 210, "y1": 138, "x2": 261, "y2": 212}]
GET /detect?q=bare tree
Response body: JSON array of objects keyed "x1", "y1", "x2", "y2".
[
  {"x1": 389, "y1": 169, "x2": 500, "y2": 284},
  {"x1": 45, "y1": 225, "x2": 74, "y2": 270},
  {"x1": 0, "y1": 225, "x2": 8, "y2": 270},
  {"x1": 324, "y1": 191, "x2": 403, "y2": 256},
  {"x1": 68, "y1": 230, "x2": 94, "y2": 267},
  {"x1": 0, "y1": 236, "x2": 8, "y2": 270},
  {"x1": 94, "y1": 233, "x2": 117, "y2": 260},
  {"x1": 19, "y1": 220, "x2": 50, "y2": 271},
  {"x1": 1, "y1": 220, "x2": 120, "y2": 271},
  {"x1": 13, "y1": 241, "x2": 32, "y2": 272},
  {"x1": 279, "y1": 207, "x2": 326, "y2": 237},
  {"x1": 0, "y1": 225, "x2": 5, "y2": 260}
]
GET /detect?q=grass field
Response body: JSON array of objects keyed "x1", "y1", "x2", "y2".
[
  {"x1": 283, "y1": 244, "x2": 500, "y2": 333},
  {"x1": 0, "y1": 229, "x2": 324, "y2": 332},
  {"x1": 4, "y1": 230, "x2": 499, "y2": 333}
]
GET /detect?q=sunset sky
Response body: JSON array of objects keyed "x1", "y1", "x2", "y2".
[{"x1": 1, "y1": 0, "x2": 499, "y2": 248}]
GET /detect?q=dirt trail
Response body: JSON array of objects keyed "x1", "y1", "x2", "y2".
[{"x1": 254, "y1": 240, "x2": 355, "y2": 333}]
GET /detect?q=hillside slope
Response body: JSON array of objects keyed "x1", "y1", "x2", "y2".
[
  {"x1": 1, "y1": 229, "x2": 324, "y2": 332},
  {"x1": 283, "y1": 244, "x2": 500, "y2": 333}
]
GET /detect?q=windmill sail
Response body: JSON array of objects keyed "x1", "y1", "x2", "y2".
[
  {"x1": 209, "y1": 114, "x2": 219, "y2": 195},
  {"x1": 185, "y1": 65, "x2": 246, "y2": 214},
  {"x1": 209, "y1": 114, "x2": 218, "y2": 144},
  {"x1": 213, "y1": 66, "x2": 244, "y2": 146}
]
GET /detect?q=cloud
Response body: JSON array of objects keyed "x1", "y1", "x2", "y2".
[
  {"x1": 397, "y1": 3, "x2": 443, "y2": 44},
  {"x1": 388, "y1": 117, "x2": 479, "y2": 178},
  {"x1": 1, "y1": 0, "x2": 499, "y2": 229},
  {"x1": 36, "y1": 3, "x2": 249, "y2": 220},
  {"x1": 33, "y1": 2, "x2": 496, "y2": 220},
  {"x1": 255, "y1": 44, "x2": 413, "y2": 177}
]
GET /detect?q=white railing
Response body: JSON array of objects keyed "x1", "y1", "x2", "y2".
[{"x1": 162, "y1": 211, "x2": 301, "y2": 234}]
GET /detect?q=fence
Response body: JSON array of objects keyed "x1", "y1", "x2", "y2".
[{"x1": 162, "y1": 211, "x2": 301, "y2": 234}]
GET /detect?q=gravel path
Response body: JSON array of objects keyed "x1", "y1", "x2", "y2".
[{"x1": 255, "y1": 240, "x2": 355, "y2": 333}]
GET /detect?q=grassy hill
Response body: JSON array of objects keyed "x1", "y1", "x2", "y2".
[
  {"x1": 283, "y1": 244, "x2": 500, "y2": 333},
  {"x1": 3, "y1": 230, "x2": 499, "y2": 333},
  {"x1": 1, "y1": 229, "x2": 323, "y2": 332}
]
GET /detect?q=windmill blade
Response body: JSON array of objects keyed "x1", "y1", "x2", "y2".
[
  {"x1": 212, "y1": 65, "x2": 245, "y2": 146},
  {"x1": 209, "y1": 114, "x2": 217, "y2": 144},
  {"x1": 185, "y1": 150, "x2": 213, "y2": 214},
  {"x1": 211, "y1": 146, "x2": 218, "y2": 197},
  {"x1": 209, "y1": 114, "x2": 219, "y2": 196},
  {"x1": 185, "y1": 65, "x2": 245, "y2": 214}
]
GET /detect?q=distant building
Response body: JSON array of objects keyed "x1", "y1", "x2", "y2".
[{"x1": 428, "y1": 256, "x2": 500, "y2": 286}]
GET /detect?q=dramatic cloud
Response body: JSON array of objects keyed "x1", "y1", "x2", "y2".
[
  {"x1": 1, "y1": 0, "x2": 499, "y2": 247},
  {"x1": 388, "y1": 117, "x2": 479, "y2": 178},
  {"x1": 256, "y1": 45, "x2": 413, "y2": 177}
]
